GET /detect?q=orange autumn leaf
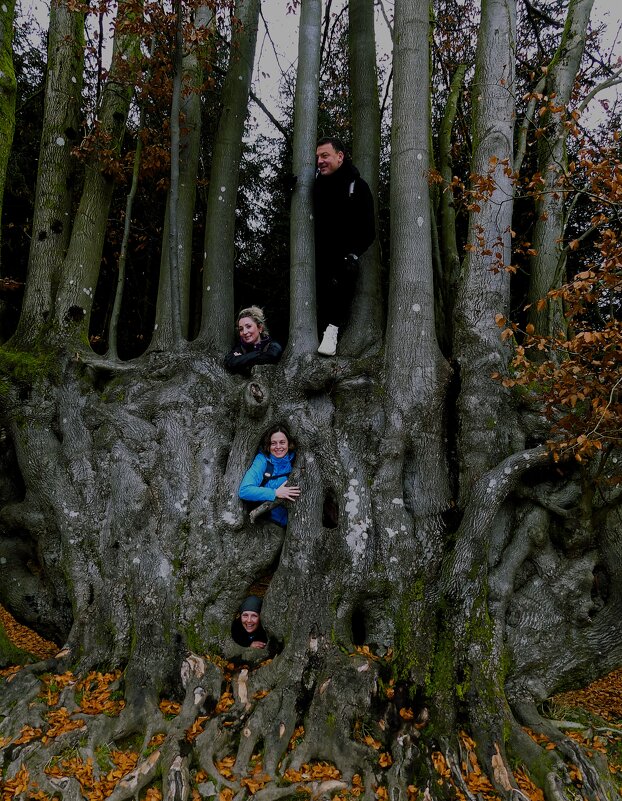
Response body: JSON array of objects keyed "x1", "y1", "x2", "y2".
[
  {"x1": 287, "y1": 724, "x2": 305, "y2": 751},
  {"x1": 363, "y1": 734, "x2": 382, "y2": 749},
  {"x1": 379, "y1": 752, "x2": 393, "y2": 768},
  {"x1": 432, "y1": 751, "x2": 450, "y2": 778},
  {"x1": 0, "y1": 604, "x2": 58, "y2": 660},
  {"x1": 219, "y1": 789, "x2": 234, "y2": 801},
  {"x1": 241, "y1": 773, "x2": 271, "y2": 793},
  {"x1": 399, "y1": 707, "x2": 414, "y2": 720},
  {"x1": 14, "y1": 725, "x2": 43, "y2": 745},
  {"x1": 2, "y1": 764, "x2": 31, "y2": 800},
  {"x1": 375, "y1": 786, "x2": 389, "y2": 800},
  {"x1": 185, "y1": 715, "x2": 209, "y2": 742},
  {"x1": 159, "y1": 699, "x2": 182, "y2": 716},
  {"x1": 42, "y1": 707, "x2": 85, "y2": 742},
  {"x1": 215, "y1": 691, "x2": 234, "y2": 713},
  {"x1": 215, "y1": 756, "x2": 236, "y2": 779}
]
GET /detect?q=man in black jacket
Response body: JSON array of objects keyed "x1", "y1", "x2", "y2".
[{"x1": 313, "y1": 137, "x2": 375, "y2": 356}]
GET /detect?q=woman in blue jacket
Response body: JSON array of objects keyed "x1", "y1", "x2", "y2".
[{"x1": 239, "y1": 425, "x2": 301, "y2": 527}]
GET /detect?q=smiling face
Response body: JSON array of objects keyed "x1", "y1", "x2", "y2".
[
  {"x1": 316, "y1": 142, "x2": 344, "y2": 176},
  {"x1": 269, "y1": 431, "x2": 289, "y2": 459},
  {"x1": 241, "y1": 611, "x2": 260, "y2": 634},
  {"x1": 238, "y1": 316, "x2": 263, "y2": 346}
]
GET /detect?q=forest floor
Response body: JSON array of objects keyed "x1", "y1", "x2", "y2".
[{"x1": 1, "y1": 603, "x2": 622, "y2": 801}]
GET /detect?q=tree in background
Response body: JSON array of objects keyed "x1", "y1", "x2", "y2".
[{"x1": 1, "y1": 0, "x2": 622, "y2": 799}]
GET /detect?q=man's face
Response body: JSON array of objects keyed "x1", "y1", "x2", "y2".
[
  {"x1": 316, "y1": 143, "x2": 344, "y2": 176},
  {"x1": 241, "y1": 611, "x2": 260, "y2": 634}
]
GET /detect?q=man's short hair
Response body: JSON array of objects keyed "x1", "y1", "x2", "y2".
[{"x1": 317, "y1": 136, "x2": 347, "y2": 156}]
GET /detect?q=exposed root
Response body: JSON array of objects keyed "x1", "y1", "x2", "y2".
[{"x1": 2, "y1": 644, "x2": 622, "y2": 801}]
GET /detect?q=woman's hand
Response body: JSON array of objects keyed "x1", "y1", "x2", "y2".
[
  {"x1": 250, "y1": 640, "x2": 267, "y2": 649},
  {"x1": 275, "y1": 483, "x2": 301, "y2": 501}
]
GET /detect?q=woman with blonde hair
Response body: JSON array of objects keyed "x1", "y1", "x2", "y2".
[{"x1": 224, "y1": 306, "x2": 282, "y2": 374}]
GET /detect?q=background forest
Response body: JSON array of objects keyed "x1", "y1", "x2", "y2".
[{"x1": 1, "y1": 0, "x2": 622, "y2": 800}]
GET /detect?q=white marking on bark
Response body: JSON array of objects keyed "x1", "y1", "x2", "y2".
[
  {"x1": 71, "y1": 76, "x2": 77, "y2": 83},
  {"x1": 417, "y1": 216, "x2": 424, "y2": 227},
  {"x1": 237, "y1": 668, "x2": 249, "y2": 705},
  {"x1": 309, "y1": 636, "x2": 318, "y2": 652},
  {"x1": 133, "y1": 557, "x2": 140, "y2": 564},
  {"x1": 319, "y1": 678, "x2": 331, "y2": 693},
  {"x1": 390, "y1": 556, "x2": 398, "y2": 563},
  {"x1": 345, "y1": 480, "x2": 360, "y2": 516},
  {"x1": 56, "y1": 137, "x2": 65, "y2": 146},
  {"x1": 222, "y1": 511, "x2": 237, "y2": 524},
  {"x1": 220, "y1": 186, "x2": 226, "y2": 191},
  {"x1": 417, "y1": 153, "x2": 422, "y2": 160},
  {"x1": 357, "y1": 662, "x2": 369, "y2": 672},
  {"x1": 279, "y1": 722, "x2": 286, "y2": 737},
  {"x1": 243, "y1": 726, "x2": 251, "y2": 737},
  {"x1": 391, "y1": 498, "x2": 404, "y2": 506},
  {"x1": 412, "y1": 304, "x2": 421, "y2": 312},
  {"x1": 1, "y1": 5, "x2": 7, "y2": 11},
  {"x1": 386, "y1": 528, "x2": 396, "y2": 538}
]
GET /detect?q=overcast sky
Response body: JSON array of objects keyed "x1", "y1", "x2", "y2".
[{"x1": 253, "y1": 0, "x2": 621, "y2": 133}]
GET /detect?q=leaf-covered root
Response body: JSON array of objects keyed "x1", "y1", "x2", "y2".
[
  {"x1": 511, "y1": 700, "x2": 620, "y2": 801},
  {"x1": 0, "y1": 652, "x2": 225, "y2": 801}
]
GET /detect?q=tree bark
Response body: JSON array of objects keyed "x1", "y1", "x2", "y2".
[
  {"x1": 52, "y1": 0, "x2": 139, "y2": 343},
  {"x1": 0, "y1": 0, "x2": 16, "y2": 269},
  {"x1": 285, "y1": 0, "x2": 322, "y2": 358},
  {"x1": 12, "y1": 0, "x2": 84, "y2": 345},
  {"x1": 150, "y1": 6, "x2": 213, "y2": 350},
  {"x1": 526, "y1": 0, "x2": 594, "y2": 339},
  {"x1": 340, "y1": 0, "x2": 383, "y2": 356},
  {"x1": 453, "y1": 0, "x2": 518, "y2": 500},
  {"x1": 198, "y1": 0, "x2": 261, "y2": 351}
]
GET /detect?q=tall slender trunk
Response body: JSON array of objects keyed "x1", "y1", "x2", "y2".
[
  {"x1": 0, "y1": 0, "x2": 16, "y2": 270},
  {"x1": 168, "y1": 0, "x2": 185, "y2": 345},
  {"x1": 383, "y1": 0, "x2": 450, "y2": 515},
  {"x1": 12, "y1": 0, "x2": 84, "y2": 346},
  {"x1": 340, "y1": 0, "x2": 383, "y2": 355},
  {"x1": 150, "y1": 9, "x2": 212, "y2": 351},
  {"x1": 285, "y1": 0, "x2": 322, "y2": 358},
  {"x1": 453, "y1": 0, "x2": 517, "y2": 500},
  {"x1": 437, "y1": 63, "x2": 467, "y2": 350},
  {"x1": 198, "y1": 0, "x2": 261, "y2": 351},
  {"x1": 53, "y1": 0, "x2": 139, "y2": 343},
  {"x1": 527, "y1": 0, "x2": 594, "y2": 339}
]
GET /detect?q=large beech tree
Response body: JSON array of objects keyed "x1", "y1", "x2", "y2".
[{"x1": 1, "y1": 0, "x2": 621, "y2": 800}]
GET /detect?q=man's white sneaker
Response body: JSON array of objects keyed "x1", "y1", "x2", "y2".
[{"x1": 318, "y1": 325, "x2": 339, "y2": 356}]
